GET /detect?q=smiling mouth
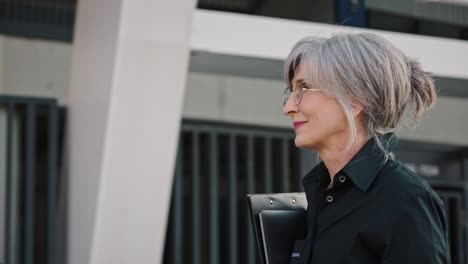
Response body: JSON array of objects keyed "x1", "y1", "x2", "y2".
[{"x1": 293, "y1": 121, "x2": 307, "y2": 129}]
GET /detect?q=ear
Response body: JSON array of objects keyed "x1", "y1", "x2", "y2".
[{"x1": 350, "y1": 100, "x2": 364, "y2": 117}]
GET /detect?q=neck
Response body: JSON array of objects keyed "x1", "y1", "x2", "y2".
[{"x1": 318, "y1": 132, "x2": 369, "y2": 182}]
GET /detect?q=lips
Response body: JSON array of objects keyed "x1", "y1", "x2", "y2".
[{"x1": 293, "y1": 121, "x2": 307, "y2": 129}]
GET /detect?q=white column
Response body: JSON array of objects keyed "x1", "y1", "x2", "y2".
[{"x1": 67, "y1": 0, "x2": 195, "y2": 263}]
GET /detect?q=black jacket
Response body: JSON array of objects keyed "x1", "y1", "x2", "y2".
[{"x1": 297, "y1": 134, "x2": 451, "y2": 264}]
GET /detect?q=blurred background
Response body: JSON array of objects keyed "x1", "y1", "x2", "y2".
[{"x1": 1, "y1": 0, "x2": 468, "y2": 263}]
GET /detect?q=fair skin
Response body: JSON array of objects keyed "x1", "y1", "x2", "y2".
[{"x1": 283, "y1": 67, "x2": 369, "y2": 184}]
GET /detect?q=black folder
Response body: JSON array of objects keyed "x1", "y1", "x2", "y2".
[
  {"x1": 247, "y1": 193, "x2": 308, "y2": 264},
  {"x1": 260, "y1": 210, "x2": 307, "y2": 264}
]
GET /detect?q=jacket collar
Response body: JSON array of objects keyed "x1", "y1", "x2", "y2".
[
  {"x1": 342, "y1": 133, "x2": 397, "y2": 191},
  {"x1": 303, "y1": 133, "x2": 398, "y2": 192}
]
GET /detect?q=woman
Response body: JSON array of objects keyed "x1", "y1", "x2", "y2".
[{"x1": 282, "y1": 32, "x2": 451, "y2": 263}]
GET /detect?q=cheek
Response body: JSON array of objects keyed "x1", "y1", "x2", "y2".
[
  {"x1": 302, "y1": 99, "x2": 345, "y2": 125},
  {"x1": 320, "y1": 104, "x2": 348, "y2": 129},
  {"x1": 300, "y1": 99, "x2": 348, "y2": 136}
]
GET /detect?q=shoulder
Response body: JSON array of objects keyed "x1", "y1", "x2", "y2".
[
  {"x1": 371, "y1": 160, "x2": 448, "y2": 237},
  {"x1": 376, "y1": 163, "x2": 451, "y2": 262},
  {"x1": 375, "y1": 159, "x2": 444, "y2": 208}
]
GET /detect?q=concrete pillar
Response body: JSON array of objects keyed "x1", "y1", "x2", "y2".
[{"x1": 67, "y1": 0, "x2": 195, "y2": 263}]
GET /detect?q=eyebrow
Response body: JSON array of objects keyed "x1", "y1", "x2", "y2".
[
  {"x1": 290, "y1": 78, "x2": 310, "y2": 90},
  {"x1": 294, "y1": 79, "x2": 304, "y2": 85},
  {"x1": 290, "y1": 79, "x2": 304, "y2": 89},
  {"x1": 293, "y1": 79, "x2": 311, "y2": 88}
]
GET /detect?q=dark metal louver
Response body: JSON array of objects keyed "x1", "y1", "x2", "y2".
[{"x1": 0, "y1": 0, "x2": 76, "y2": 42}]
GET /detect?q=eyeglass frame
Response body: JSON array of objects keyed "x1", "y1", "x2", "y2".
[{"x1": 283, "y1": 83, "x2": 322, "y2": 106}]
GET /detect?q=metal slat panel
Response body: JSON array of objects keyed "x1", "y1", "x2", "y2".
[
  {"x1": 456, "y1": 197, "x2": 464, "y2": 264},
  {"x1": 181, "y1": 123, "x2": 292, "y2": 139},
  {"x1": 4, "y1": 102, "x2": 14, "y2": 264},
  {"x1": 5, "y1": 0, "x2": 10, "y2": 21},
  {"x1": 44, "y1": 0, "x2": 51, "y2": 25},
  {"x1": 0, "y1": 96, "x2": 55, "y2": 104},
  {"x1": 181, "y1": 121, "x2": 301, "y2": 263},
  {"x1": 10, "y1": 0, "x2": 17, "y2": 22},
  {"x1": 209, "y1": 134, "x2": 219, "y2": 264},
  {"x1": 444, "y1": 194, "x2": 455, "y2": 263},
  {"x1": 177, "y1": 121, "x2": 468, "y2": 264},
  {"x1": 12, "y1": 0, "x2": 16, "y2": 20},
  {"x1": 47, "y1": 103, "x2": 58, "y2": 264},
  {"x1": 192, "y1": 132, "x2": 201, "y2": 264},
  {"x1": 41, "y1": 0, "x2": 47, "y2": 24},
  {"x1": 228, "y1": 134, "x2": 238, "y2": 264},
  {"x1": 437, "y1": 191, "x2": 463, "y2": 264},
  {"x1": 264, "y1": 137, "x2": 272, "y2": 193},
  {"x1": 25, "y1": 103, "x2": 36, "y2": 264},
  {"x1": 297, "y1": 142, "x2": 304, "y2": 192},
  {"x1": 451, "y1": 194, "x2": 464, "y2": 264},
  {"x1": 31, "y1": 0, "x2": 37, "y2": 23},
  {"x1": 10, "y1": 107, "x2": 20, "y2": 264},
  {"x1": 173, "y1": 136, "x2": 183, "y2": 264},
  {"x1": 53, "y1": 0, "x2": 60, "y2": 26},
  {"x1": 19, "y1": 0, "x2": 26, "y2": 22},
  {"x1": 282, "y1": 138, "x2": 290, "y2": 192},
  {"x1": 246, "y1": 135, "x2": 255, "y2": 264},
  {"x1": 464, "y1": 159, "x2": 468, "y2": 264}
]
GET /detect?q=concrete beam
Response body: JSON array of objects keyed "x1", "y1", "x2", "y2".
[{"x1": 191, "y1": 10, "x2": 468, "y2": 80}]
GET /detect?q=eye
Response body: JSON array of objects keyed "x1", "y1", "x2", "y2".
[{"x1": 301, "y1": 82, "x2": 309, "y2": 89}]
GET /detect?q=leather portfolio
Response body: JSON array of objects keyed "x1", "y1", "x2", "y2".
[{"x1": 247, "y1": 193, "x2": 308, "y2": 264}]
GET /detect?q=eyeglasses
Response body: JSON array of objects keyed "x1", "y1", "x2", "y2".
[{"x1": 283, "y1": 83, "x2": 321, "y2": 106}]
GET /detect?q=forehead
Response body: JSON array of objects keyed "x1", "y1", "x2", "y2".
[{"x1": 291, "y1": 66, "x2": 311, "y2": 86}]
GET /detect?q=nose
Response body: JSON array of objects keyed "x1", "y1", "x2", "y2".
[{"x1": 282, "y1": 94, "x2": 299, "y2": 116}]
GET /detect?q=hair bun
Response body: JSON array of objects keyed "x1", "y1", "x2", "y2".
[{"x1": 407, "y1": 57, "x2": 437, "y2": 124}]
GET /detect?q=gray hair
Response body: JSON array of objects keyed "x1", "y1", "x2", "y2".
[{"x1": 284, "y1": 32, "x2": 436, "y2": 157}]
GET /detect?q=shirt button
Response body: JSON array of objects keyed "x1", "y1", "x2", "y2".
[
  {"x1": 326, "y1": 195, "x2": 334, "y2": 203},
  {"x1": 338, "y1": 175, "x2": 346, "y2": 183}
]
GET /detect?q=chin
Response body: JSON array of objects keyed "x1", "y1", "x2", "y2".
[{"x1": 294, "y1": 135, "x2": 318, "y2": 150}]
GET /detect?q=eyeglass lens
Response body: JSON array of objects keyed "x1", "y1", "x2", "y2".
[{"x1": 283, "y1": 86, "x2": 302, "y2": 106}]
